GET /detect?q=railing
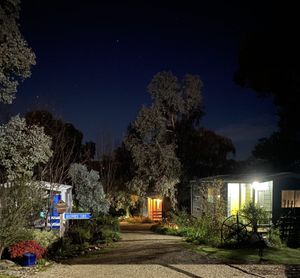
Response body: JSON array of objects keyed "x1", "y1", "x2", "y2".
[{"x1": 151, "y1": 210, "x2": 162, "y2": 221}]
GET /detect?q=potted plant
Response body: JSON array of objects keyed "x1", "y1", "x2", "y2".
[{"x1": 9, "y1": 240, "x2": 46, "y2": 266}]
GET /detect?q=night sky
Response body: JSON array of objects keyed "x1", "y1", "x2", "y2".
[{"x1": 7, "y1": 1, "x2": 277, "y2": 159}]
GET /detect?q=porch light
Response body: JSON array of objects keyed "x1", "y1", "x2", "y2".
[
  {"x1": 252, "y1": 181, "x2": 269, "y2": 191},
  {"x1": 252, "y1": 181, "x2": 260, "y2": 190}
]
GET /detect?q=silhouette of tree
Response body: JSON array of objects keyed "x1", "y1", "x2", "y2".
[{"x1": 235, "y1": 5, "x2": 300, "y2": 171}]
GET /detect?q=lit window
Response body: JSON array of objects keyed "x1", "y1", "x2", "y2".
[
  {"x1": 207, "y1": 187, "x2": 220, "y2": 203},
  {"x1": 281, "y1": 190, "x2": 300, "y2": 208},
  {"x1": 208, "y1": 188, "x2": 213, "y2": 203}
]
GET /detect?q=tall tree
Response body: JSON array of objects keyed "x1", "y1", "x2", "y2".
[
  {"x1": 0, "y1": 116, "x2": 52, "y2": 258},
  {"x1": 125, "y1": 71, "x2": 203, "y2": 204},
  {"x1": 177, "y1": 127, "x2": 235, "y2": 179},
  {"x1": 25, "y1": 110, "x2": 84, "y2": 184},
  {"x1": 235, "y1": 5, "x2": 300, "y2": 171},
  {"x1": 0, "y1": 0, "x2": 36, "y2": 103}
]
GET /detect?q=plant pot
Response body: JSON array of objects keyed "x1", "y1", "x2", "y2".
[{"x1": 21, "y1": 253, "x2": 36, "y2": 267}]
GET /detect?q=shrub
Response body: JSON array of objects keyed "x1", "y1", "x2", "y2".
[
  {"x1": 240, "y1": 202, "x2": 269, "y2": 232},
  {"x1": 67, "y1": 225, "x2": 91, "y2": 245},
  {"x1": 32, "y1": 230, "x2": 58, "y2": 249},
  {"x1": 9, "y1": 240, "x2": 46, "y2": 259},
  {"x1": 47, "y1": 237, "x2": 87, "y2": 258},
  {"x1": 186, "y1": 216, "x2": 221, "y2": 246},
  {"x1": 98, "y1": 229, "x2": 121, "y2": 243},
  {"x1": 170, "y1": 210, "x2": 194, "y2": 227},
  {"x1": 267, "y1": 227, "x2": 283, "y2": 248}
]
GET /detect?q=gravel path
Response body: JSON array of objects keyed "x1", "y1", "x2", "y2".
[{"x1": 31, "y1": 224, "x2": 290, "y2": 278}]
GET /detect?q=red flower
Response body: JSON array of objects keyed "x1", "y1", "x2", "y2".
[{"x1": 9, "y1": 240, "x2": 46, "y2": 259}]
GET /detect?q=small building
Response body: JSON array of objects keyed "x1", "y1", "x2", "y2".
[
  {"x1": 191, "y1": 172, "x2": 300, "y2": 223},
  {"x1": 140, "y1": 193, "x2": 172, "y2": 221}
]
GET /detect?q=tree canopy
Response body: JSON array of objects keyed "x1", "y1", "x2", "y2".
[
  {"x1": 235, "y1": 14, "x2": 300, "y2": 171},
  {"x1": 125, "y1": 71, "x2": 235, "y2": 207},
  {"x1": 69, "y1": 163, "x2": 110, "y2": 214},
  {"x1": 0, "y1": 0, "x2": 36, "y2": 104},
  {"x1": 25, "y1": 110, "x2": 85, "y2": 183},
  {"x1": 0, "y1": 115, "x2": 52, "y2": 181},
  {"x1": 125, "y1": 71, "x2": 204, "y2": 204}
]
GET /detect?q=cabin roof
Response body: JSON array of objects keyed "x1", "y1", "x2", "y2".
[{"x1": 193, "y1": 172, "x2": 300, "y2": 183}]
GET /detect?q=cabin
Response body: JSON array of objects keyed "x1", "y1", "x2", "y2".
[
  {"x1": 139, "y1": 193, "x2": 172, "y2": 222},
  {"x1": 191, "y1": 172, "x2": 300, "y2": 223}
]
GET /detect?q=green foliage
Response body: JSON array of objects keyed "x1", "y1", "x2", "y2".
[
  {"x1": 47, "y1": 237, "x2": 88, "y2": 258},
  {"x1": 58, "y1": 214, "x2": 120, "y2": 255},
  {"x1": 154, "y1": 209, "x2": 223, "y2": 247},
  {"x1": 0, "y1": 0, "x2": 36, "y2": 103},
  {"x1": 25, "y1": 110, "x2": 84, "y2": 184},
  {"x1": 0, "y1": 116, "x2": 52, "y2": 259},
  {"x1": 0, "y1": 180, "x2": 47, "y2": 259},
  {"x1": 170, "y1": 210, "x2": 194, "y2": 227},
  {"x1": 267, "y1": 227, "x2": 283, "y2": 248},
  {"x1": 185, "y1": 216, "x2": 221, "y2": 246},
  {"x1": 240, "y1": 202, "x2": 269, "y2": 232},
  {"x1": 195, "y1": 245, "x2": 300, "y2": 264},
  {"x1": 67, "y1": 226, "x2": 92, "y2": 245},
  {"x1": 47, "y1": 215, "x2": 120, "y2": 259},
  {"x1": 69, "y1": 163, "x2": 110, "y2": 214},
  {"x1": 88, "y1": 214, "x2": 120, "y2": 243},
  {"x1": 0, "y1": 116, "x2": 52, "y2": 181},
  {"x1": 177, "y1": 127, "x2": 235, "y2": 180},
  {"x1": 125, "y1": 71, "x2": 204, "y2": 205},
  {"x1": 32, "y1": 230, "x2": 59, "y2": 249},
  {"x1": 98, "y1": 229, "x2": 120, "y2": 243}
]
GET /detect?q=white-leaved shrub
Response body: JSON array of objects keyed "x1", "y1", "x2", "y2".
[{"x1": 69, "y1": 163, "x2": 110, "y2": 214}]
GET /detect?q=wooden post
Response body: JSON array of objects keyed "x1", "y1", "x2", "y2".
[
  {"x1": 59, "y1": 213, "x2": 64, "y2": 238},
  {"x1": 55, "y1": 200, "x2": 68, "y2": 238}
]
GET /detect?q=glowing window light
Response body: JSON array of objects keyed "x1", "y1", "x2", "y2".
[{"x1": 252, "y1": 181, "x2": 269, "y2": 191}]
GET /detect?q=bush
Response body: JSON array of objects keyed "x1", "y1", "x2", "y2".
[
  {"x1": 267, "y1": 227, "x2": 283, "y2": 248},
  {"x1": 47, "y1": 237, "x2": 87, "y2": 258},
  {"x1": 32, "y1": 230, "x2": 59, "y2": 249},
  {"x1": 170, "y1": 210, "x2": 194, "y2": 227},
  {"x1": 67, "y1": 226, "x2": 92, "y2": 245},
  {"x1": 98, "y1": 229, "x2": 120, "y2": 243},
  {"x1": 152, "y1": 213, "x2": 222, "y2": 247},
  {"x1": 240, "y1": 202, "x2": 269, "y2": 232},
  {"x1": 9, "y1": 240, "x2": 46, "y2": 259},
  {"x1": 185, "y1": 216, "x2": 221, "y2": 246}
]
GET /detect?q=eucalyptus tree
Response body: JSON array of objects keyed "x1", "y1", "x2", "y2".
[{"x1": 125, "y1": 71, "x2": 203, "y2": 205}]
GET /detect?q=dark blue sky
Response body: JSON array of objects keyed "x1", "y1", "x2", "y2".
[{"x1": 8, "y1": 1, "x2": 277, "y2": 159}]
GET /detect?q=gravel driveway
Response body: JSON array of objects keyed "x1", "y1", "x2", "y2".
[{"x1": 31, "y1": 223, "x2": 291, "y2": 278}]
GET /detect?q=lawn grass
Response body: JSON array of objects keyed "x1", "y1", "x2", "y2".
[{"x1": 185, "y1": 243, "x2": 300, "y2": 264}]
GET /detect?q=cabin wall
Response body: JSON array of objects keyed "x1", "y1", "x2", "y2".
[{"x1": 272, "y1": 177, "x2": 300, "y2": 222}]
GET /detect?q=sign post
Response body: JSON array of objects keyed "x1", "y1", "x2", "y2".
[
  {"x1": 55, "y1": 200, "x2": 68, "y2": 238},
  {"x1": 64, "y1": 213, "x2": 92, "y2": 220}
]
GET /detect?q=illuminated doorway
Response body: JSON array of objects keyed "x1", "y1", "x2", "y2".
[{"x1": 147, "y1": 198, "x2": 162, "y2": 221}]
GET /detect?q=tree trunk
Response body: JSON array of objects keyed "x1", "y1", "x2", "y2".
[{"x1": 0, "y1": 244, "x2": 5, "y2": 260}]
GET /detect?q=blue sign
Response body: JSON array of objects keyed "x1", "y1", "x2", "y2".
[{"x1": 64, "y1": 213, "x2": 92, "y2": 220}]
